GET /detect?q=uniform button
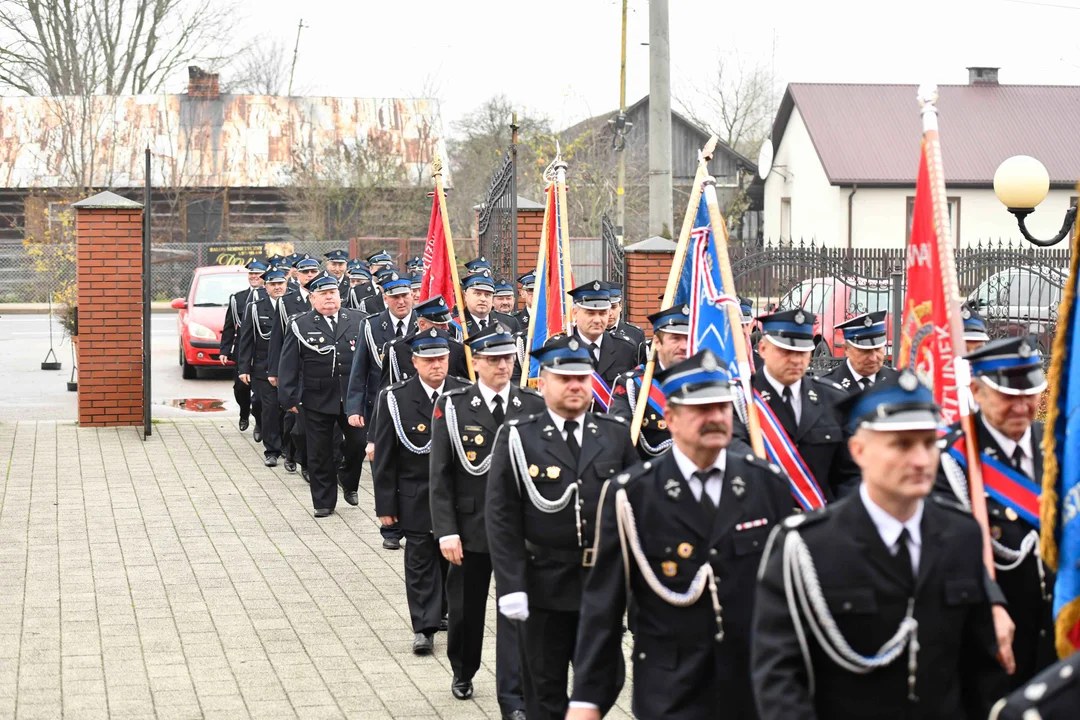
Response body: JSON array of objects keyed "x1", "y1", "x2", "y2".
[
  {"x1": 1041, "y1": 629, "x2": 1047, "y2": 637},
  {"x1": 638, "y1": 652, "x2": 646, "y2": 660},
  {"x1": 960, "y1": 591, "x2": 969, "y2": 600},
  {"x1": 842, "y1": 601, "x2": 852, "y2": 611},
  {"x1": 709, "y1": 549, "x2": 718, "y2": 557},
  {"x1": 753, "y1": 541, "x2": 759, "y2": 548},
  {"x1": 824, "y1": 434, "x2": 831, "y2": 440},
  {"x1": 665, "y1": 547, "x2": 672, "y2": 554}
]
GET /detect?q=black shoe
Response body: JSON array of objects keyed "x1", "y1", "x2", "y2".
[
  {"x1": 412, "y1": 632, "x2": 434, "y2": 656},
  {"x1": 502, "y1": 712, "x2": 526, "y2": 720},
  {"x1": 263, "y1": 453, "x2": 278, "y2": 467},
  {"x1": 439, "y1": 614, "x2": 448, "y2": 632},
  {"x1": 239, "y1": 418, "x2": 249, "y2": 432},
  {"x1": 301, "y1": 468, "x2": 311, "y2": 484},
  {"x1": 253, "y1": 426, "x2": 262, "y2": 443},
  {"x1": 344, "y1": 491, "x2": 358, "y2": 506},
  {"x1": 382, "y1": 537, "x2": 401, "y2": 550},
  {"x1": 314, "y1": 508, "x2": 333, "y2": 518},
  {"x1": 451, "y1": 676, "x2": 473, "y2": 700},
  {"x1": 283, "y1": 459, "x2": 297, "y2": 473}
]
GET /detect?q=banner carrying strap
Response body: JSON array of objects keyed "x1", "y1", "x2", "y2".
[{"x1": 754, "y1": 390, "x2": 827, "y2": 511}]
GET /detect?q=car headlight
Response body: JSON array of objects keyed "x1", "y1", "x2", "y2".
[{"x1": 188, "y1": 322, "x2": 216, "y2": 340}]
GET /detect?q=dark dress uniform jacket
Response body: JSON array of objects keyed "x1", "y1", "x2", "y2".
[
  {"x1": 465, "y1": 309, "x2": 521, "y2": 336},
  {"x1": 278, "y1": 309, "x2": 362, "y2": 416},
  {"x1": 935, "y1": 415, "x2": 1055, "y2": 686},
  {"x1": 429, "y1": 384, "x2": 547, "y2": 552},
  {"x1": 236, "y1": 291, "x2": 278, "y2": 379},
  {"x1": 267, "y1": 291, "x2": 311, "y2": 377},
  {"x1": 486, "y1": 412, "x2": 638, "y2": 612},
  {"x1": 379, "y1": 335, "x2": 469, "y2": 390},
  {"x1": 572, "y1": 442, "x2": 792, "y2": 719},
  {"x1": 512, "y1": 307, "x2": 531, "y2": 331},
  {"x1": 752, "y1": 495, "x2": 1006, "y2": 720},
  {"x1": 818, "y1": 361, "x2": 899, "y2": 396},
  {"x1": 574, "y1": 329, "x2": 638, "y2": 388},
  {"x1": 345, "y1": 310, "x2": 418, "y2": 421},
  {"x1": 989, "y1": 651, "x2": 1080, "y2": 720},
  {"x1": 372, "y1": 375, "x2": 470, "y2": 533},
  {"x1": 609, "y1": 366, "x2": 671, "y2": 460},
  {"x1": 611, "y1": 320, "x2": 645, "y2": 351},
  {"x1": 735, "y1": 373, "x2": 860, "y2": 499},
  {"x1": 220, "y1": 286, "x2": 255, "y2": 357},
  {"x1": 344, "y1": 281, "x2": 378, "y2": 311}
]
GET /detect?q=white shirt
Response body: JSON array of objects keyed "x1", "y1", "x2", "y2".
[
  {"x1": 299, "y1": 288, "x2": 309, "y2": 303},
  {"x1": 473, "y1": 314, "x2": 490, "y2": 328},
  {"x1": 478, "y1": 381, "x2": 510, "y2": 416},
  {"x1": 859, "y1": 483, "x2": 923, "y2": 576},
  {"x1": 576, "y1": 328, "x2": 603, "y2": 361},
  {"x1": 846, "y1": 359, "x2": 877, "y2": 387},
  {"x1": 419, "y1": 379, "x2": 445, "y2": 402},
  {"x1": 982, "y1": 417, "x2": 1035, "y2": 479},
  {"x1": 671, "y1": 444, "x2": 725, "y2": 506},
  {"x1": 324, "y1": 313, "x2": 338, "y2": 332},
  {"x1": 763, "y1": 367, "x2": 802, "y2": 424},
  {"x1": 547, "y1": 408, "x2": 585, "y2": 447},
  {"x1": 390, "y1": 311, "x2": 413, "y2": 337}
]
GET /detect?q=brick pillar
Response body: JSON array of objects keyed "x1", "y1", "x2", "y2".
[
  {"x1": 624, "y1": 236, "x2": 677, "y2": 334},
  {"x1": 72, "y1": 191, "x2": 145, "y2": 427},
  {"x1": 515, "y1": 204, "x2": 545, "y2": 280}
]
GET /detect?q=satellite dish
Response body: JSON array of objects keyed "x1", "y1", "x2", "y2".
[{"x1": 757, "y1": 140, "x2": 774, "y2": 180}]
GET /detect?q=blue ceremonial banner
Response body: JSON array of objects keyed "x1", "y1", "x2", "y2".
[
  {"x1": 526, "y1": 184, "x2": 570, "y2": 380},
  {"x1": 1041, "y1": 211, "x2": 1080, "y2": 658}
]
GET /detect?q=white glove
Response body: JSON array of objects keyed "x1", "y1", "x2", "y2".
[{"x1": 498, "y1": 592, "x2": 529, "y2": 621}]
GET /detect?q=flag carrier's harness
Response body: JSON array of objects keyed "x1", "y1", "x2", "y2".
[
  {"x1": 444, "y1": 400, "x2": 492, "y2": 475},
  {"x1": 624, "y1": 376, "x2": 672, "y2": 457},
  {"x1": 758, "y1": 517, "x2": 921, "y2": 702},
  {"x1": 940, "y1": 453, "x2": 1047, "y2": 593},
  {"x1": 386, "y1": 389, "x2": 431, "y2": 455}
]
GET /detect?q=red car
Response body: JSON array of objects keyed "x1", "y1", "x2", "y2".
[
  {"x1": 171, "y1": 265, "x2": 254, "y2": 379},
  {"x1": 777, "y1": 277, "x2": 895, "y2": 358}
]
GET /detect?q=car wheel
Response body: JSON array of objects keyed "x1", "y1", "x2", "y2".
[
  {"x1": 813, "y1": 338, "x2": 831, "y2": 357},
  {"x1": 181, "y1": 349, "x2": 197, "y2": 379}
]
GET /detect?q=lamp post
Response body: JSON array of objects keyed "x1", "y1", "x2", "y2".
[{"x1": 993, "y1": 155, "x2": 1077, "y2": 247}]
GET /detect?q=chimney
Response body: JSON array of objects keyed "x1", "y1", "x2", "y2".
[
  {"x1": 187, "y1": 66, "x2": 220, "y2": 99},
  {"x1": 967, "y1": 66, "x2": 999, "y2": 86}
]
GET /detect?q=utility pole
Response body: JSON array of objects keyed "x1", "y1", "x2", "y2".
[
  {"x1": 287, "y1": 19, "x2": 307, "y2": 97},
  {"x1": 648, "y1": 0, "x2": 673, "y2": 238},
  {"x1": 614, "y1": 0, "x2": 629, "y2": 246}
]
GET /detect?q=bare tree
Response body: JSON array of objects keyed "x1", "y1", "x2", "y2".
[
  {"x1": 225, "y1": 38, "x2": 290, "y2": 95},
  {"x1": 0, "y1": 0, "x2": 241, "y2": 96}
]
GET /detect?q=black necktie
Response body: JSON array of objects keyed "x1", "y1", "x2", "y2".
[
  {"x1": 492, "y1": 395, "x2": 505, "y2": 425},
  {"x1": 327, "y1": 315, "x2": 335, "y2": 333},
  {"x1": 1011, "y1": 446, "x2": 1025, "y2": 474},
  {"x1": 589, "y1": 342, "x2": 600, "y2": 361},
  {"x1": 395, "y1": 321, "x2": 404, "y2": 338},
  {"x1": 782, "y1": 386, "x2": 793, "y2": 404},
  {"x1": 859, "y1": 377, "x2": 870, "y2": 391},
  {"x1": 693, "y1": 469, "x2": 719, "y2": 522},
  {"x1": 430, "y1": 390, "x2": 439, "y2": 408},
  {"x1": 564, "y1": 420, "x2": 581, "y2": 464},
  {"x1": 894, "y1": 528, "x2": 914, "y2": 587},
  {"x1": 479, "y1": 317, "x2": 487, "y2": 329}
]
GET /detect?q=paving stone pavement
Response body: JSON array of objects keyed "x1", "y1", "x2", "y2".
[{"x1": 0, "y1": 420, "x2": 634, "y2": 720}]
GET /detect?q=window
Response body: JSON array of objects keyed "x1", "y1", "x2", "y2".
[
  {"x1": 905, "y1": 196, "x2": 961, "y2": 247},
  {"x1": 47, "y1": 201, "x2": 75, "y2": 242},
  {"x1": 780, "y1": 198, "x2": 791, "y2": 243},
  {"x1": 185, "y1": 195, "x2": 225, "y2": 243}
]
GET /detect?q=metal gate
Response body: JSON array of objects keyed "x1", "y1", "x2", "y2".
[
  {"x1": 476, "y1": 143, "x2": 517, "y2": 286},
  {"x1": 601, "y1": 214, "x2": 626, "y2": 317}
]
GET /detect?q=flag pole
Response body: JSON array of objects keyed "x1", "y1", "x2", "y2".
[
  {"x1": 555, "y1": 157, "x2": 574, "y2": 329},
  {"x1": 520, "y1": 184, "x2": 553, "y2": 387},
  {"x1": 630, "y1": 135, "x2": 719, "y2": 446},
  {"x1": 918, "y1": 86, "x2": 992, "y2": 576},
  {"x1": 432, "y1": 150, "x2": 475, "y2": 381},
  {"x1": 703, "y1": 178, "x2": 765, "y2": 457}
]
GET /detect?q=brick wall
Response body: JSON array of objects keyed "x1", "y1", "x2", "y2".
[
  {"x1": 73, "y1": 193, "x2": 144, "y2": 427},
  {"x1": 516, "y1": 207, "x2": 544, "y2": 280},
  {"x1": 624, "y1": 238, "x2": 676, "y2": 333}
]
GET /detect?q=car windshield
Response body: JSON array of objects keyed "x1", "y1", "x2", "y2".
[
  {"x1": 846, "y1": 286, "x2": 892, "y2": 315},
  {"x1": 191, "y1": 272, "x2": 250, "y2": 306}
]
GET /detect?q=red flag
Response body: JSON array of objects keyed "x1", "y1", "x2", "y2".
[
  {"x1": 420, "y1": 193, "x2": 454, "y2": 304},
  {"x1": 898, "y1": 141, "x2": 961, "y2": 424}
]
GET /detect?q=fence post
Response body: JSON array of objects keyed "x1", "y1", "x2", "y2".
[{"x1": 890, "y1": 270, "x2": 903, "y2": 368}]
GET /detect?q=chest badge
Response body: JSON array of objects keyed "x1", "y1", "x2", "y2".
[
  {"x1": 467, "y1": 451, "x2": 477, "y2": 462},
  {"x1": 512, "y1": 395, "x2": 522, "y2": 408},
  {"x1": 529, "y1": 464, "x2": 540, "y2": 478},
  {"x1": 807, "y1": 389, "x2": 818, "y2": 403},
  {"x1": 319, "y1": 336, "x2": 325, "y2": 342},
  {"x1": 661, "y1": 561, "x2": 678, "y2": 577},
  {"x1": 1005, "y1": 507, "x2": 1019, "y2": 522},
  {"x1": 760, "y1": 390, "x2": 771, "y2": 402},
  {"x1": 841, "y1": 377, "x2": 851, "y2": 388},
  {"x1": 664, "y1": 478, "x2": 681, "y2": 500},
  {"x1": 417, "y1": 423, "x2": 426, "y2": 432},
  {"x1": 546, "y1": 466, "x2": 561, "y2": 479},
  {"x1": 731, "y1": 476, "x2": 746, "y2": 498},
  {"x1": 475, "y1": 434, "x2": 484, "y2": 446},
  {"x1": 471, "y1": 396, "x2": 482, "y2": 408},
  {"x1": 657, "y1": 420, "x2": 667, "y2": 430},
  {"x1": 677, "y1": 542, "x2": 694, "y2": 559},
  {"x1": 992, "y1": 525, "x2": 1003, "y2": 540}
]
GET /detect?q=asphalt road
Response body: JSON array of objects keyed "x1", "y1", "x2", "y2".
[{"x1": 0, "y1": 312, "x2": 241, "y2": 421}]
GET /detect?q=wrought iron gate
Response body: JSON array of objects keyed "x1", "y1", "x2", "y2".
[
  {"x1": 476, "y1": 143, "x2": 517, "y2": 286},
  {"x1": 601, "y1": 214, "x2": 626, "y2": 317}
]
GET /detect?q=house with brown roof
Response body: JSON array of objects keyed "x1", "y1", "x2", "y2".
[{"x1": 762, "y1": 69, "x2": 1080, "y2": 248}]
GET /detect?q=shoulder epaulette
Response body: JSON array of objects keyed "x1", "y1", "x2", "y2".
[
  {"x1": 517, "y1": 386, "x2": 542, "y2": 397},
  {"x1": 388, "y1": 379, "x2": 410, "y2": 392},
  {"x1": 508, "y1": 411, "x2": 546, "y2": 428},
  {"x1": 938, "y1": 426, "x2": 964, "y2": 449},
  {"x1": 781, "y1": 506, "x2": 830, "y2": 530},
  {"x1": 613, "y1": 461, "x2": 652, "y2": 487},
  {"x1": 738, "y1": 450, "x2": 785, "y2": 476},
  {"x1": 932, "y1": 494, "x2": 971, "y2": 516},
  {"x1": 442, "y1": 385, "x2": 471, "y2": 397},
  {"x1": 809, "y1": 375, "x2": 847, "y2": 394}
]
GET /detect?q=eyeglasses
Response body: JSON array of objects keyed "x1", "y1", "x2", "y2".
[{"x1": 478, "y1": 355, "x2": 515, "y2": 366}]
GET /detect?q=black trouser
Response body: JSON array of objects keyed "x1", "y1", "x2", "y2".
[
  {"x1": 252, "y1": 378, "x2": 282, "y2": 456},
  {"x1": 403, "y1": 530, "x2": 447, "y2": 635},
  {"x1": 304, "y1": 406, "x2": 363, "y2": 511},
  {"x1": 446, "y1": 550, "x2": 524, "y2": 713},
  {"x1": 288, "y1": 408, "x2": 308, "y2": 467},
  {"x1": 233, "y1": 369, "x2": 260, "y2": 424},
  {"x1": 521, "y1": 606, "x2": 578, "y2": 720},
  {"x1": 281, "y1": 408, "x2": 297, "y2": 462}
]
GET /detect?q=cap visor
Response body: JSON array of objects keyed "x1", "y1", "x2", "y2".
[
  {"x1": 666, "y1": 388, "x2": 734, "y2": 405},
  {"x1": 765, "y1": 335, "x2": 815, "y2": 352},
  {"x1": 964, "y1": 331, "x2": 990, "y2": 342},
  {"x1": 978, "y1": 370, "x2": 1047, "y2": 396},
  {"x1": 384, "y1": 287, "x2": 411, "y2": 296},
  {"x1": 473, "y1": 345, "x2": 518, "y2": 357},
  {"x1": 657, "y1": 325, "x2": 690, "y2": 336},
  {"x1": 846, "y1": 336, "x2": 887, "y2": 349},
  {"x1": 542, "y1": 363, "x2": 594, "y2": 376},
  {"x1": 574, "y1": 301, "x2": 612, "y2": 310},
  {"x1": 412, "y1": 348, "x2": 450, "y2": 357}
]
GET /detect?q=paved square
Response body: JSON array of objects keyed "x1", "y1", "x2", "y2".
[{"x1": 0, "y1": 420, "x2": 633, "y2": 719}]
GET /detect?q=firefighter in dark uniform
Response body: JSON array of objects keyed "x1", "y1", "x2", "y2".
[
  {"x1": 380, "y1": 295, "x2": 468, "y2": 388},
  {"x1": 405, "y1": 255, "x2": 423, "y2": 274},
  {"x1": 343, "y1": 262, "x2": 376, "y2": 311},
  {"x1": 237, "y1": 267, "x2": 289, "y2": 466},
  {"x1": 464, "y1": 256, "x2": 492, "y2": 273},
  {"x1": 220, "y1": 259, "x2": 266, "y2": 436},
  {"x1": 739, "y1": 295, "x2": 765, "y2": 375},
  {"x1": 609, "y1": 304, "x2": 689, "y2": 459},
  {"x1": 278, "y1": 272, "x2": 365, "y2": 518},
  {"x1": 735, "y1": 310, "x2": 860, "y2": 499},
  {"x1": 461, "y1": 270, "x2": 522, "y2": 335},
  {"x1": 368, "y1": 250, "x2": 394, "y2": 275},
  {"x1": 752, "y1": 371, "x2": 1007, "y2": 719},
  {"x1": 268, "y1": 258, "x2": 317, "y2": 476},
  {"x1": 493, "y1": 280, "x2": 516, "y2": 315},
  {"x1": 356, "y1": 267, "x2": 393, "y2": 317},
  {"x1": 568, "y1": 350, "x2": 793, "y2": 720},
  {"x1": 936, "y1": 336, "x2": 1055, "y2": 688},
  {"x1": 962, "y1": 301, "x2": 990, "y2": 354},
  {"x1": 513, "y1": 272, "x2": 535, "y2": 329},
  {"x1": 818, "y1": 310, "x2": 899, "y2": 396},
  {"x1": 410, "y1": 273, "x2": 423, "y2": 304},
  {"x1": 346, "y1": 272, "x2": 416, "y2": 548},
  {"x1": 603, "y1": 282, "x2": 646, "y2": 351},
  {"x1": 568, "y1": 281, "x2": 638, "y2": 390},
  {"x1": 372, "y1": 329, "x2": 469, "y2": 655},
  {"x1": 989, "y1": 651, "x2": 1080, "y2": 720},
  {"x1": 428, "y1": 324, "x2": 545, "y2": 718},
  {"x1": 322, "y1": 248, "x2": 349, "y2": 297},
  {"x1": 486, "y1": 335, "x2": 638, "y2": 720}
]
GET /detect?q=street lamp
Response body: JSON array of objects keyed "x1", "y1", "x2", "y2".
[{"x1": 993, "y1": 155, "x2": 1077, "y2": 247}]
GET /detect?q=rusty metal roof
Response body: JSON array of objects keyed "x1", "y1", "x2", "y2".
[
  {"x1": 0, "y1": 94, "x2": 447, "y2": 189},
  {"x1": 772, "y1": 83, "x2": 1080, "y2": 186}
]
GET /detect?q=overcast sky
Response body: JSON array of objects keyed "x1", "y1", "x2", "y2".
[{"x1": 234, "y1": 0, "x2": 1080, "y2": 133}]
